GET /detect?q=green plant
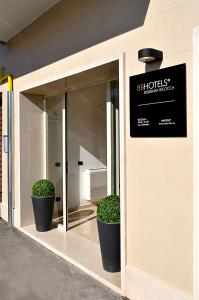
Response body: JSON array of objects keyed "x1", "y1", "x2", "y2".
[
  {"x1": 32, "y1": 179, "x2": 55, "y2": 197},
  {"x1": 97, "y1": 195, "x2": 120, "y2": 224}
]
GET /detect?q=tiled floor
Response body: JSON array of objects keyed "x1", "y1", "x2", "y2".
[
  {"x1": 68, "y1": 203, "x2": 99, "y2": 243},
  {"x1": 22, "y1": 203, "x2": 121, "y2": 291}
]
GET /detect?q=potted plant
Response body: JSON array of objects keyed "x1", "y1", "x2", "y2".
[
  {"x1": 32, "y1": 179, "x2": 55, "y2": 232},
  {"x1": 97, "y1": 195, "x2": 120, "y2": 272}
]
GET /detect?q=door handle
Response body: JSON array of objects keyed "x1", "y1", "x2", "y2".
[
  {"x1": 78, "y1": 161, "x2": 83, "y2": 166},
  {"x1": 55, "y1": 162, "x2": 61, "y2": 167}
]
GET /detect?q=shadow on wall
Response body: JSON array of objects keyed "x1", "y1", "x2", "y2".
[{"x1": 0, "y1": 0, "x2": 150, "y2": 78}]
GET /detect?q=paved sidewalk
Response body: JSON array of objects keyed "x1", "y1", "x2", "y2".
[{"x1": 0, "y1": 219, "x2": 126, "y2": 300}]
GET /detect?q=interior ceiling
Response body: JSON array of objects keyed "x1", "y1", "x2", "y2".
[
  {"x1": 0, "y1": 0, "x2": 60, "y2": 41},
  {"x1": 24, "y1": 61, "x2": 119, "y2": 97}
]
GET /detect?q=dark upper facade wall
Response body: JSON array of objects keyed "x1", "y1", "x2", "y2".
[{"x1": 0, "y1": 0, "x2": 150, "y2": 78}]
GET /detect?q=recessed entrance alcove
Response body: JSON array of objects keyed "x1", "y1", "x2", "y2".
[{"x1": 19, "y1": 60, "x2": 122, "y2": 292}]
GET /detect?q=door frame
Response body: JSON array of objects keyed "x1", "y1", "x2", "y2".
[
  {"x1": 193, "y1": 27, "x2": 199, "y2": 300},
  {"x1": 107, "y1": 80, "x2": 120, "y2": 196},
  {"x1": 118, "y1": 54, "x2": 126, "y2": 291},
  {"x1": 62, "y1": 56, "x2": 126, "y2": 290},
  {"x1": 18, "y1": 53, "x2": 126, "y2": 292}
]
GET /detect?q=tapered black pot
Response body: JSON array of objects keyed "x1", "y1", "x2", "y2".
[
  {"x1": 97, "y1": 220, "x2": 120, "y2": 272},
  {"x1": 32, "y1": 196, "x2": 54, "y2": 232}
]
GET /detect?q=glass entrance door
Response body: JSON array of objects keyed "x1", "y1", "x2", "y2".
[{"x1": 107, "y1": 80, "x2": 120, "y2": 195}]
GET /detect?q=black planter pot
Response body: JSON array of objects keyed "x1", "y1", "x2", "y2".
[
  {"x1": 32, "y1": 196, "x2": 55, "y2": 232},
  {"x1": 97, "y1": 220, "x2": 120, "y2": 272}
]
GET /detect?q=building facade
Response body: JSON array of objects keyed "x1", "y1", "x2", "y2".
[{"x1": 0, "y1": 1, "x2": 198, "y2": 299}]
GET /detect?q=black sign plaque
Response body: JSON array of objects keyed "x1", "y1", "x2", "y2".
[{"x1": 130, "y1": 64, "x2": 187, "y2": 137}]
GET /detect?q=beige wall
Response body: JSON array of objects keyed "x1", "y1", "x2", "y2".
[
  {"x1": 125, "y1": 1, "x2": 194, "y2": 296},
  {"x1": 19, "y1": 93, "x2": 45, "y2": 226},
  {"x1": 0, "y1": 0, "x2": 197, "y2": 298}
]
